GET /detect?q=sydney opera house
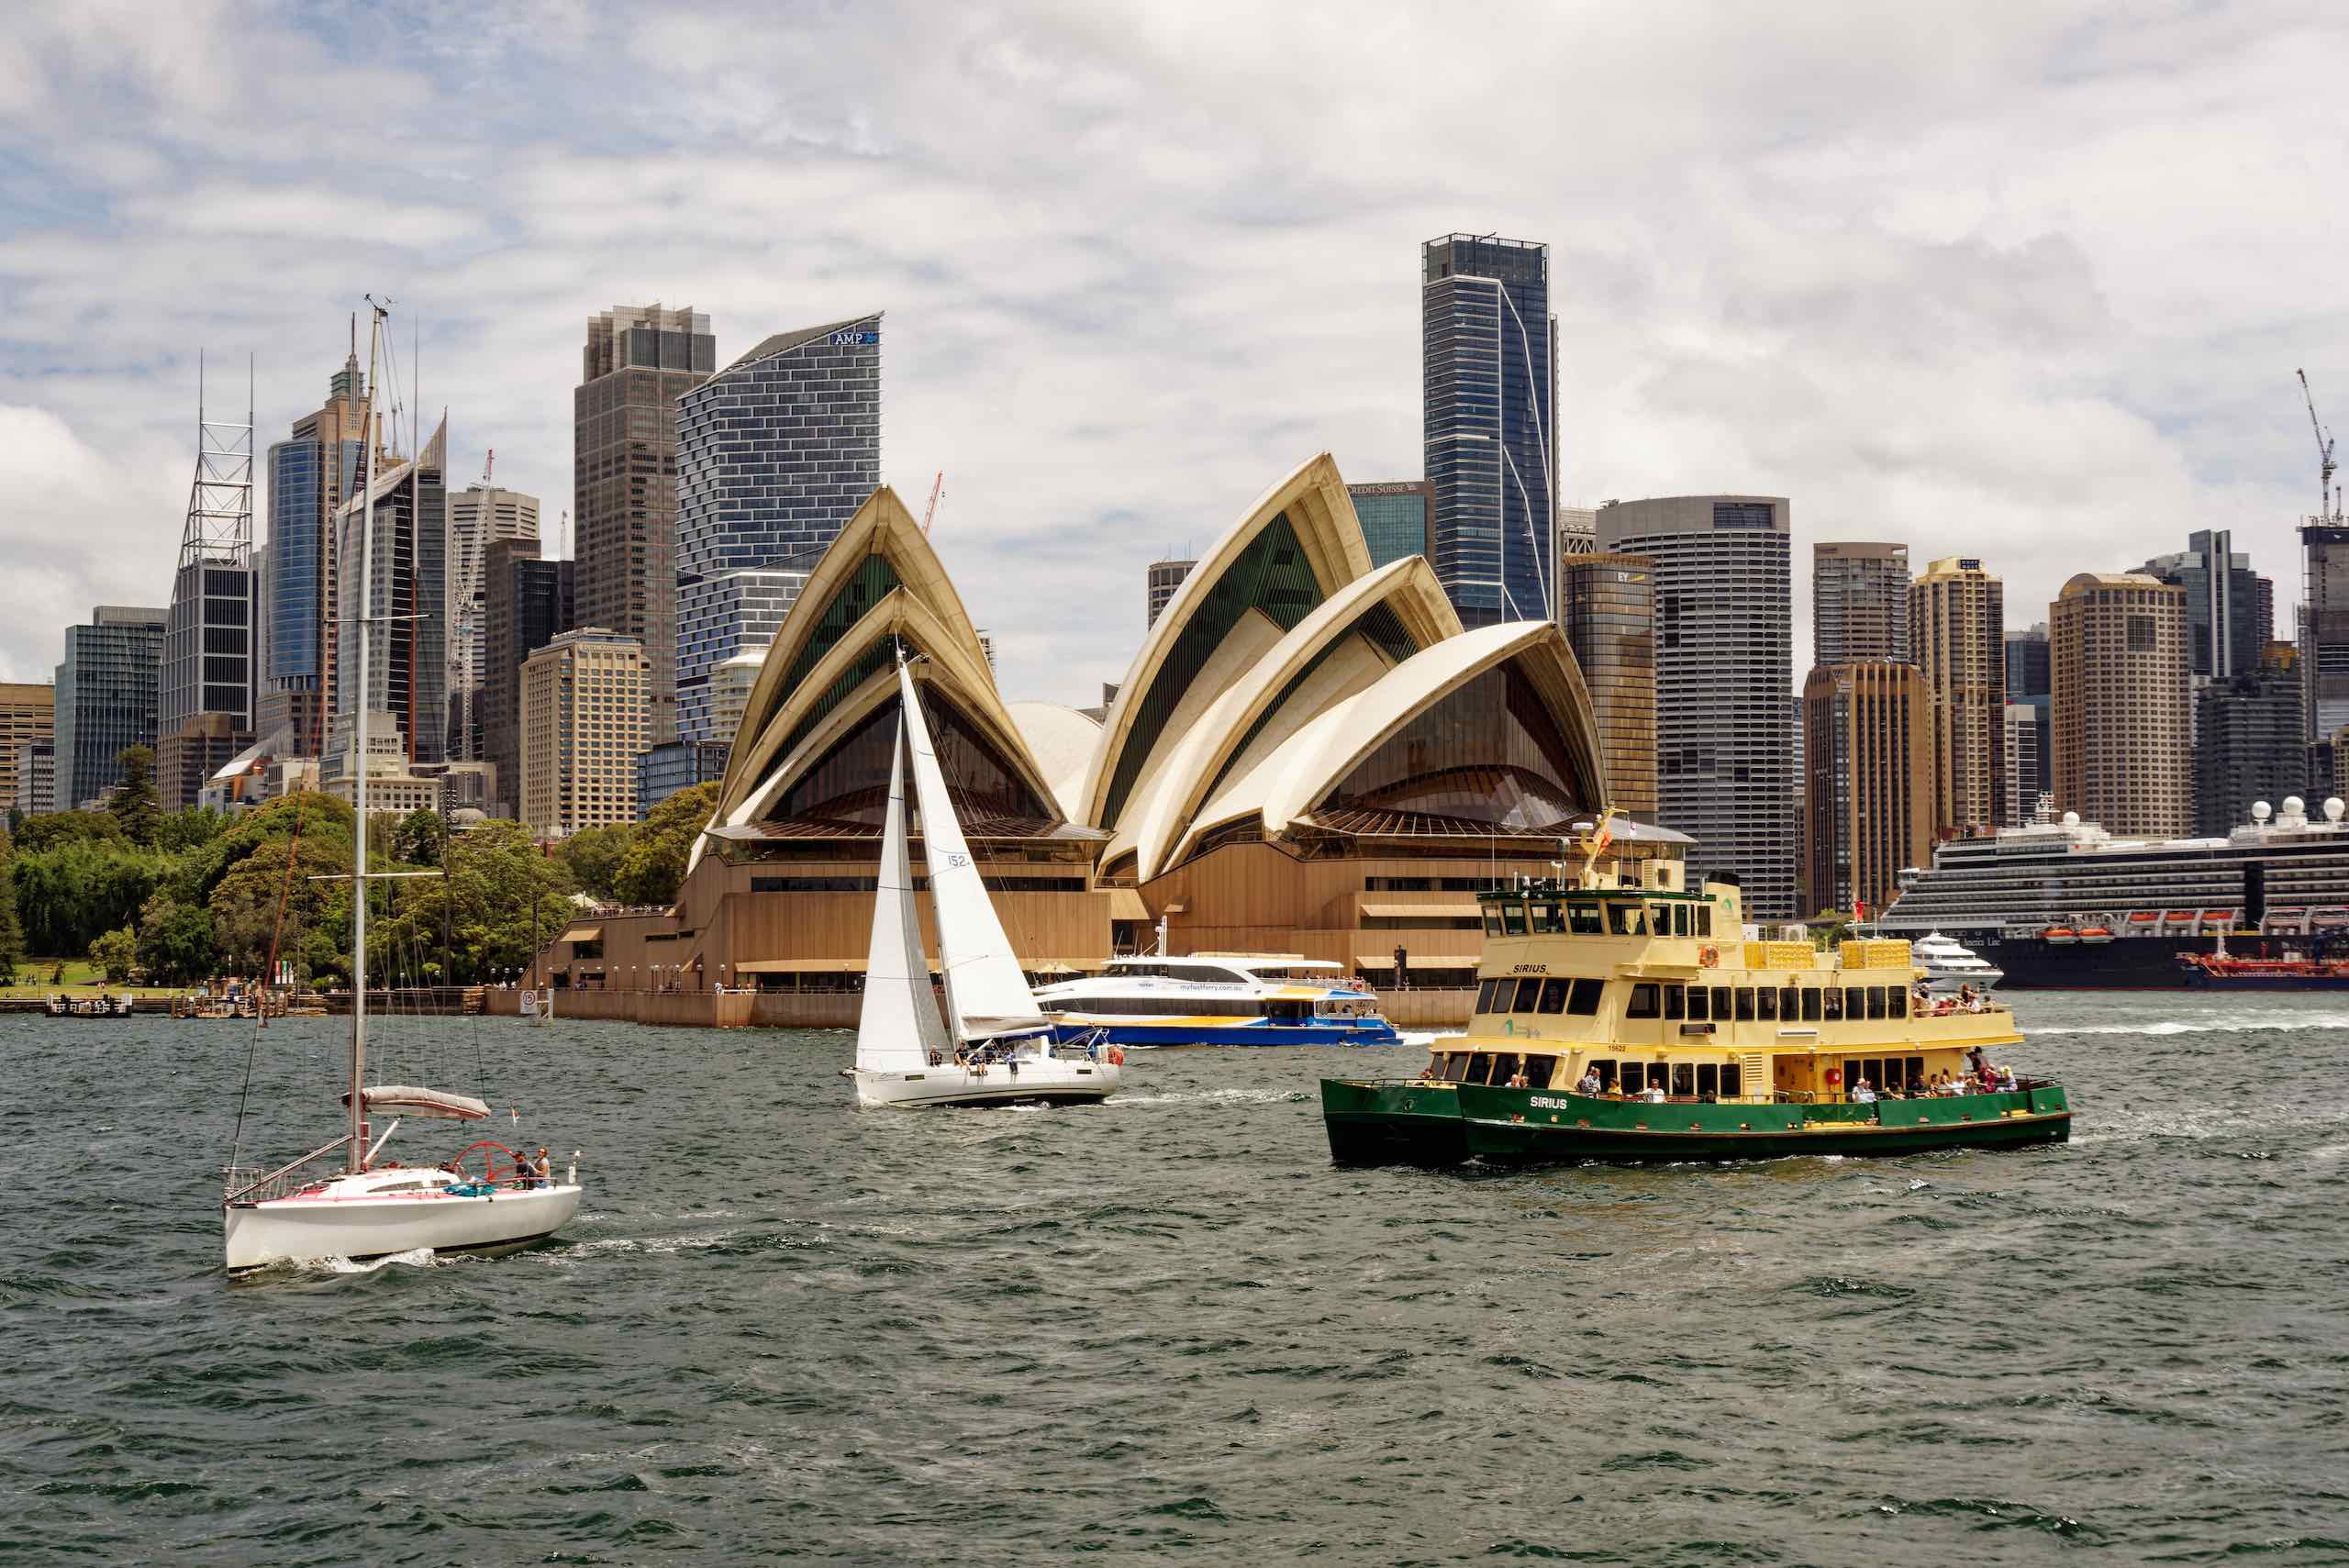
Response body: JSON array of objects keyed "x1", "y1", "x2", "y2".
[{"x1": 540, "y1": 454, "x2": 1618, "y2": 1002}]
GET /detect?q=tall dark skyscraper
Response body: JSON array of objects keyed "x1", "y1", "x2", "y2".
[
  {"x1": 54, "y1": 606, "x2": 166, "y2": 811},
  {"x1": 2197, "y1": 642, "x2": 2310, "y2": 835},
  {"x1": 674, "y1": 313, "x2": 881, "y2": 740},
  {"x1": 2135, "y1": 528, "x2": 2263, "y2": 680},
  {"x1": 576, "y1": 305, "x2": 716, "y2": 747},
  {"x1": 1422, "y1": 234, "x2": 1556, "y2": 628},
  {"x1": 482, "y1": 537, "x2": 573, "y2": 819},
  {"x1": 2004, "y1": 623, "x2": 2052, "y2": 824},
  {"x1": 1345, "y1": 480, "x2": 1435, "y2": 570},
  {"x1": 261, "y1": 343, "x2": 372, "y2": 758},
  {"x1": 336, "y1": 417, "x2": 451, "y2": 763},
  {"x1": 158, "y1": 363, "x2": 258, "y2": 807}
]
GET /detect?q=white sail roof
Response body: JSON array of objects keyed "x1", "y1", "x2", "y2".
[
  {"x1": 856, "y1": 717, "x2": 952, "y2": 1072},
  {"x1": 343, "y1": 1085, "x2": 490, "y2": 1121}
]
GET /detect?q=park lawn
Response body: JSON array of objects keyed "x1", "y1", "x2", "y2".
[{"x1": 0, "y1": 958, "x2": 179, "y2": 998}]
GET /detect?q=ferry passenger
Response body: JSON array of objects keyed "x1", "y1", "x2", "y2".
[
  {"x1": 1852, "y1": 1079, "x2": 1877, "y2": 1104},
  {"x1": 1577, "y1": 1066, "x2": 1602, "y2": 1095},
  {"x1": 1415, "y1": 1060, "x2": 1442, "y2": 1084},
  {"x1": 1998, "y1": 1065, "x2": 2019, "y2": 1092},
  {"x1": 1642, "y1": 1081, "x2": 1667, "y2": 1104}
]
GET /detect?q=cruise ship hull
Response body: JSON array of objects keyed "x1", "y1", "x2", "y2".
[{"x1": 1964, "y1": 932, "x2": 2343, "y2": 989}]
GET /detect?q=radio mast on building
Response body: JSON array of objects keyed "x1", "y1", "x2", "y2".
[{"x1": 157, "y1": 352, "x2": 259, "y2": 807}]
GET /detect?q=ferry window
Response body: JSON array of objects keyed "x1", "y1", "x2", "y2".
[
  {"x1": 1628, "y1": 983, "x2": 1661, "y2": 1018},
  {"x1": 1821, "y1": 987, "x2": 1842, "y2": 1021},
  {"x1": 1566, "y1": 978, "x2": 1604, "y2": 1015},
  {"x1": 1710, "y1": 985, "x2": 1732, "y2": 1019},
  {"x1": 1844, "y1": 986, "x2": 1865, "y2": 1018},
  {"x1": 1734, "y1": 987, "x2": 1756, "y2": 1021},
  {"x1": 1755, "y1": 987, "x2": 1776, "y2": 1021},
  {"x1": 1696, "y1": 1063, "x2": 1719, "y2": 1100},
  {"x1": 1620, "y1": 1061, "x2": 1645, "y2": 1095},
  {"x1": 1588, "y1": 1058, "x2": 1618, "y2": 1091},
  {"x1": 1673, "y1": 904, "x2": 1692, "y2": 938},
  {"x1": 1664, "y1": 984, "x2": 1686, "y2": 1021},
  {"x1": 1521, "y1": 1055, "x2": 1553, "y2": 1087},
  {"x1": 1780, "y1": 985, "x2": 1800, "y2": 1019},
  {"x1": 1888, "y1": 988, "x2": 1907, "y2": 1019},
  {"x1": 1502, "y1": 903, "x2": 1530, "y2": 937},
  {"x1": 1865, "y1": 985, "x2": 1887, "y2": 1020},
  {"x1": 1537, "y1": 977, "x2": 1569, "y2": 1014},
  {"x1": 1442, "y1": 1053, "x2": 1470, "y2": 1083},
  {"x1": 1467, "y1": 1052, "x2": 1492, "y2": 1084},
  {"x1": 1609, "y1": 903, "x2": 1643, "y2": 935},
  {"x1": 1483, "y1": 909, "x2": 1504, "y2": 938},
  {"x1": 1671, "y1": 1062, "x2": 1696, "y2": 1097},
  {"x1": 1475, "y1": 978, "x2": 1501, "y2": 1014},
  {"x1": 1530, "y1": 903, "x2": 1564, "y2": 934},
  {"x1": 1904, "y1": 1055, "x2": 1925, "y2": 1091},
  {"x1": 1801, "y1": 988, "x2": 1822, "y2": 1022},
  {"x1": 1721, "y1": 1062, "x2": 1742, "y2": 1098},
  {"x1": 1687, "y1": 985, "x2": 1709, "y2": 1021},
  {"x1": 1511, "y1": 978, "x2": 1543, "y2": 1013},
  {"x1": 1569, "y1": 903, "x2": 1603, "y2": 935}
]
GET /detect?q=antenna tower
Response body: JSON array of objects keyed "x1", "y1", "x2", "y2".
[
  {"x1": 161, "y1": 351, "x2": 258, "y2": 738},
  {"x1": 179, "y1": 350, "x2": 256, "y2": 573}
]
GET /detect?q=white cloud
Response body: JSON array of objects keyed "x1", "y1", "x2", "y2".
[{"x1": 0, "y1": 0, "x2": 2345, "y2": 704}]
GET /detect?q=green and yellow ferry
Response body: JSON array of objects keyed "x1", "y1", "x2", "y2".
[{"x1": 1321, "y1": 828, "x2": 2071, "y2": 1166}]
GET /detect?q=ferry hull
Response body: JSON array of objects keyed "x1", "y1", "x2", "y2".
[
  {"x1": 1320, "y1": 1080, "x2": 1468, "y2": 1166},
  {"x1": 1455, "y1": 1084, "x2": 2072, "y2": 1164}
]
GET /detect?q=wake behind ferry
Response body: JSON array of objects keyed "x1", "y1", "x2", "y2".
[
  {"x1": 1036, "y1": 952, "x2": 1405, "y2": 1047},
  {"x1": 1321, "y1": 819, "x2": 2071, "y2": 1165}
]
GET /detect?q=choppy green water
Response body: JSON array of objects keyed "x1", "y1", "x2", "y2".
[{"x1": 5, "y1": 993, "x2": 2348, "y2": 1564}]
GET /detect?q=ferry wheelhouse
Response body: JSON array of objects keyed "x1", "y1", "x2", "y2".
[
  {"x1": 1320, "y1": 832, "x2": 2071, "y2": 1165},
  {"x1": 1036, "y1": 953, "x2": 1403, "y2": 1047}
]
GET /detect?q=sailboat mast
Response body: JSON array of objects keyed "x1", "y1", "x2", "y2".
[{"x1": 350, "y1": 300, "x2": 385, "y2": 1173}]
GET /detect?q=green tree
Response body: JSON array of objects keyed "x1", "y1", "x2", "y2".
[
  {"x1": 0, "y1": 829, "x2": 25, "y2": 984},
  {"x1": 1809, "y1": 909, "x2": 1859, "y2": 949},
  {"x1": 558, "y1": 822, "x2": 635, "y2": 902},
  {"x1": 392, "y1": 808, "x2": 447, "y2": 868},
  {"x1": 209, "y1": 833, "x2": 351, "y2": 982},
  {"x1": 13, "y1": 809, "x2": 124, "y2": 852},
  {"x1": 89, "y1": 926, "x2": 138, "y2": 983},
  {"x1": 154, "y1": 806, "x2": 228, "y2": 852},
  {"x1": 135, "y1": 889, "x2": 217, "y2": 984},
  {"x1": 8, "y1": 840, "x2": 169, "y2": 956},
  {"x1": 370, "y1": 819, "x2": 574, "y2": 983},
  {"x1": 108, "y1": 745, "x2": 161, "y2": 847},
  {"x1": 615, "y1": 782, "x2": 718, "y2": 907}
]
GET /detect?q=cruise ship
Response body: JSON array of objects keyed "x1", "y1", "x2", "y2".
[
  {"x1": 1879, "y1": 796, "x2": 2349, "y2": 988},
  {"x1": 1033, "y1": 954, "x2": 1408, "y2": 1047}
]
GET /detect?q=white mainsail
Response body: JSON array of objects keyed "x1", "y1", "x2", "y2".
[
  {"x1": 857, "y1": 716, "x2": 952, "y2": 1071},
  {"x1": 896, "y1": 659, "x2": 1048, "y2": 1041}
]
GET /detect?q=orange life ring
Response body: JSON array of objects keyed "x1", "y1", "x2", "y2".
[{"x1": 1698, "y1": 945, "x2": 1719, "y2": 968}]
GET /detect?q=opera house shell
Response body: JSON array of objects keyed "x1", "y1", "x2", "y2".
[{"x1": 545, "y1": 454, "x2": 1611, "y2": 1001}]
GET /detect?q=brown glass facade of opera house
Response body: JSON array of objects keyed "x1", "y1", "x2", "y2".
[{"x1": 535, "y1": 454, "x2": 1647, "y2": 1000}]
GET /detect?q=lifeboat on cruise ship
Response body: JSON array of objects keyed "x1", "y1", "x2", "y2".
[
  {"x1": 2127, "y1": 911, "x2": 2161, "y2": 928},
  {"x1": 2042, "y1": 927, "x2": 2079, "y2": 944},
  {"x1": 2077, "y1": 926, "x2": 2117, "y2": 944},
  {"x1": 2162, "y1": 909, "x2": 2198, "y2": 927},
  {"x1": 2312, "y1": 907, "x2": 2349, "y2": 929},
  {"x1": 2200, "y1": 908, "x2": 2237, "y2": 931}
]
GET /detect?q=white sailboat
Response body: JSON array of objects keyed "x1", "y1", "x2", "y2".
[
  {"x1": 221, "y1": 299, "x2": 583, "y2": 1272},
  {"x1": 851, "y1": 654, "x2": 1119, "y2": 1107}
]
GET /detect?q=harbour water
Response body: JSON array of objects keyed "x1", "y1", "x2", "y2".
[{"x1": 5, "y1": 993, "x2": 2347, "y2": 1564}]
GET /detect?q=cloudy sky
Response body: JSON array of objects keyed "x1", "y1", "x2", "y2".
[{"x1": 3, "y1": 1, "x2": 2346, "y2": 705}]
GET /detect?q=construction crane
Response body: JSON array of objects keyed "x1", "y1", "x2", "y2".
[
  {"x1": 481, "y1": 447, "x2": 495, "y2": 488},
  {"x1": 920, "y1": 471, "x2": 944, "y2": 534},
  {"x1": 2299, "y1": 369, "x2": 2338, "y2": 520}
]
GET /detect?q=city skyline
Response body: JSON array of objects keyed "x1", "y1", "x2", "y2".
[{"x1": 1, "y1": 7, "x2": 2341, "y2": 711}]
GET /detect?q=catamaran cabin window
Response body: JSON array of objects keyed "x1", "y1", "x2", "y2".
[
  {"x1": 1569, "y1": 903, "x2": 1604, "y2": 935},
  {"x1": 1780, "y1": 985, "x2": 1800, "y2": 1019},
  {"x1": 1888, "y1": 987, "x2": 1907, "y2": 1018},
  {"x1": 1755, "y1": 987, "x2": 1777, "y2": 1021},
  {"x1": 1664, "y1": 984, "x2": 1686, "y2": 1021},
  {"x1": 1821, "y1": 987, "x2": 1843, "y2": 1020},
  {"x1": 1620, "y1": 1061, "x2": 1646, "y2": 1095},
  {"x1": 1442, "y1": 1052, "x2": 1471, "y2": 1083},
  {"x1": 1710, "y1": 985, "x2": 1732, "y2": 1020},
  {"x1": 1844, "y1": 986, "x2": 1865, "y2": 1019},
  {"x1": 1566, "y1": 978, "x2": 1605, "y2": 1015},
  {"x1": 1483, "y1": 909, "x2": 1505, "y2": 938},
  {"x1": 1537, "y1": 977, "x2": 1569, "y2": 1014},
  {"x1": 1627, "y1": 982, "x2": 1662, "y2": 1018},
  {"x1": 1511, "y1": 978, "x2": 1543, "y2": 1013},
  {"x1": 1687, "y1": 985, "x2": 1710, "y2": 1021},
  {"x1": 1720, "y1": 1063, "x2": 1742, "y2": 1098},
  {"x1": 1865, "y1": 985, "x2": 1887, "y2": 1019},
  {"x1": 1602, "y1": 903, "x2": 1635, "y2": 936},
  {"x1": 1586, "y1": 1058, "x2": 1618, "y2": 1090},
  {"x1": 1672, "y1": 904, "x2": 1692, "y2": 938},
  {"x1": 1695, "y1": 1062, "x2": 1719, "y2": 1099},
  {"x1": 1475, "y1": 978, "x2": 1502, "y2": 1014},
  {"x1": 1734, "y1": 987, "x2": 1756, "y2": 1021},
  {"x1": 1801, "y1": 988, "x2": 1822, "y2": 1022},
  {"x1": 1502, "y1": 903, "x2": 1530, "y2": 938},
  {"x1": 1530, "y1": 903, "x2": 1565, "y2": 934},
  {"x1": 1671, "y1": 1062, "x2": 1696, "y2": 1097}
]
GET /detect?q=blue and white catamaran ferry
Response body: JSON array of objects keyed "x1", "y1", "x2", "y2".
[{"x1": 1034, "y1": 953, "x2": 1408, "y2": 1048}]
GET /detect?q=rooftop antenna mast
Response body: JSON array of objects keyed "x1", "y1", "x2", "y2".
[{"x1": 2300, "y1": 369, "x2": 2339, "y2": 521}]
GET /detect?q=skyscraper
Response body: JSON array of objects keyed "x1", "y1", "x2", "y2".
[
  {"x1": 2300, "y1": 518, "x2": 2349, "y2": 744},
  {"x1": 2135, "y1": 528, "x2": 2263, "y2": 680},
  {"x1": 2005, "y1": 623, "x2": 2052, "y2": 822},
  {"x1": 260, "y1": 342, "x2": 372, "y2": 758},
  {"x1": 0, "y1": 683, "x2": 54, "y2": 817},
  {"x1": 519, "y1": 628, "x2": 647, "y2": 834},
  {"x1": 1812, "y1": 542, "x2": 1910, "y2": 665},
  {"x1": 482, "y1": 538, "x2": 573, "y2": 820},
  {"x1": 336, "y1": 417, "x2": 451, "y2": 765},
  {"x1": 1801, "y1": 662, "x2": 1932, "y2": 918},
  {"x1": 158, "y1": 362, "x2": 258, "y2": 807},
  {"x1": 54, "y1": 606, "x2": 166, "y2": 810},
  {"x1": 676, "y1": 566, "x2": 809, "y2": 735},
  {"x1": 1345, "y1": 481, "x2": 1435, "y2": 569},
  {"x1": 1422, "y1": 234, "x2": 1556, "y2": 627},
  {"x1": 673, "y1": 313, "x2": 880, "y2": 740},
  {"x1": 1146, "y1": 559, "x2": 1195, "y2": 628},
  {"x1": 2196, "y1": 642, "x2": 2310, "y2": 835},
  {"x1": 1910, "y1": 556, "x2": 2006, "y2": 836},
  {"x1": 1553, "y1": 552, "x2": 1657, "y2": 818},
  {"x1": 443, "y1": 482, "x2": 540, "y2": 762},
  {"x1": 575, "y1": 305, "x2": 716, "y2": 747},
  {"x1": 1597, "y1": 496, "x2": 1796, "y2": 917},
  {"x1": 2001, "y1": 702, "x2": 2044, "y2": 826},
  {"x1": 2051, "y1": 573, "x2": 2190, "y2": 836},
  {"x1": 14, "y1": 740, "x2": 54, "y2": 817}
]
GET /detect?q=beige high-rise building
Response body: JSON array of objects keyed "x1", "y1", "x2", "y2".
[
  {"x1": 519, "y1": 628, "x2": 647, "y2": 835},
  {"x1": 1801, "y1": 662, "x2": 1932, "y2": 918},
  {"x1": 1909, "y1": 556, "x2": 2006, "y2": 836},
  {"x1": 1554, "y1": 553, "x2": 1657, "y2": 817},
  {"x1": 1814, "y1": 542, "x2": 1909, "y2": 665},
  {"x1": 0, "y1": 682, "x2": 55, "y2": 816},
  {"x1": 2051, "y1": 573, "x2": 2191, "y2": 836}
]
